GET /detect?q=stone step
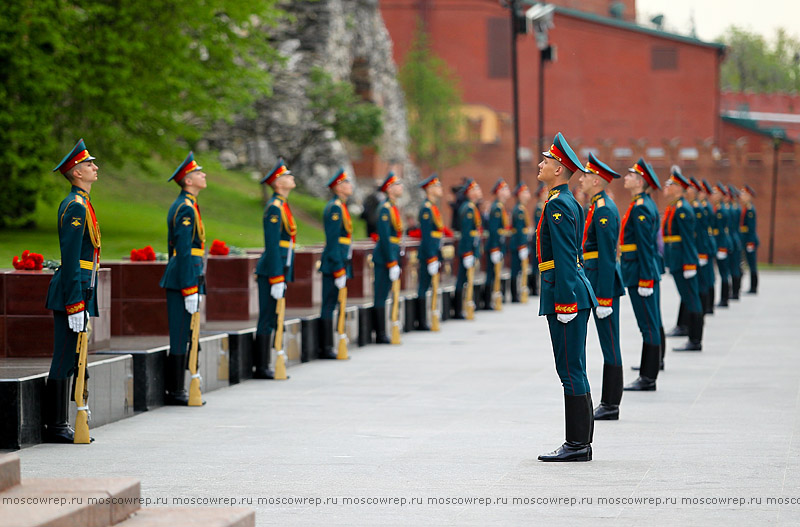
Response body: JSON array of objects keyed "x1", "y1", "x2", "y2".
[
  {"x1": 0, "y1": 477, "x2": 140, "y2": 527},
  {"x1": 0, "y1": 454, "x2": 20, "y2": 492},
  {"x1": 114, "y1": 508, "x2": 254, "y2": 527}
]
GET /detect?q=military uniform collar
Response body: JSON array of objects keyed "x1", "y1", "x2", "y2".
[
  {"x1": 632, "y1": 192, "x2": 644, "y2": 202},
  {"x1": 272, "y1": 193, "x2": 286, "y2": 203},
  {"x1": 548, "y1": 184, "x2": 568, "y2": 199},
  {"x1": 72, "y1": 186, "x2": 91, "y2": 201},
  {"x1": 181, "y1": 189, "x2": 197, "y2": 203},
  {"x1": 591, "y1": 190, "x2": 606, "y2": 204}
]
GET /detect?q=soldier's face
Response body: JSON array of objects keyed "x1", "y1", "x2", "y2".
[
  {"x1": 73, "y1": 161, "x2": 99, "y2": 183},
  {"x1": 538, "y1": 157, "x2": 559, "y2": 184},
  {"x1": 623, "y1": 172, "x2": 641, "y2": 190},
  {"x1": 498, "y1": 186, "x2": 511, "y2": 201},
  {"x1": 518, "y1": 188, "x2": 531, "y2": 204},
  {"x1": 428, "y1": 183, "x2": 443, "y2": 200},
  {"x1": 186, "y1": 170, "x2": 207, "y2": 189},
  {"x1": 336, "y1": 179, "x2": 353, "y2": 198},
  {"x1": 388, "y1": 182, "x2": 403, "y2": 199}
]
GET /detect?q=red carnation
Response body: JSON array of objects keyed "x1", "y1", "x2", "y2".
[
  {"x1": 370, "y1": 232, "x2": 379, "y2": 242},
  {"x1": 12, "y1": 256, "x2": 21, "y2": 270},
  {"x1": 210, "y1": 239, "x2": 229, "y2": 256}
]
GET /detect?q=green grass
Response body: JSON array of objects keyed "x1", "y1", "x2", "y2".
[{"x1": 0, "y1": 153, "x2": 365, "y2": 265}]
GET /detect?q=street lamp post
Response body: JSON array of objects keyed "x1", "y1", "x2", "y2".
[
  {"x1": 509, "y1": 0, "x2": 522, "y2": 187},
  {"x1": 768, "y1": 135, "x2": 782, "y2": 264}
]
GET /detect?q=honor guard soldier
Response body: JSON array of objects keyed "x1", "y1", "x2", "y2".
[
  {"x1": 509, "y1": 183, "x2": 532, "y2": 303},
  {"x1": 536, "y1": 133, "x2": 597, "y2": 462},
  {"x1": 697, "y1": 179, "x2": 717, "y2": 314},
  {"x1": 727, "y1": 184, "x2": 744, "y2": 300},
  {"x1": 44, "y1": 140, "x2": 100, "y2": 442},
  {"x1": 642, "y1": 166, "x2": 666, "y2": 368},
  {"x1": 254, "y1": 159, "x2": 297, "y2": 378},
  {"x1": 319, "y1": 168, "x2": 353, "y2": 359},
  {"x1": 663, "y1": 168, "x2": 704, "y2": 352},
  {"x1": 372, "y1": 172, "x2": 403, "y2": 343},
  {"x1": 417, "y1": 174, "x2": 444, "y2": 330},
  {"x1": 740, "y1": 184, "x2": 759, "y2": 293},
  {"x1": 529, "y1": 183, "x2": 546, "y2": 297},
  {"x1": 484, "y1": 178, "x2": 511, "y2": 310},
  {"x1": 160, "y1": 152, "x2": 206, "y2": 405},
  {"x1": 453, "y1": 179, "x2": 482, "y2": 319},
  {"x1": 621, "y1": 159, "x2": 662, "y2": 391},
  {"x1": 710, "y1": 182, "x2": 733, "y2": 307},
  {"x1": 579, "y1": 153, "x2": 626, "y2": 420}
]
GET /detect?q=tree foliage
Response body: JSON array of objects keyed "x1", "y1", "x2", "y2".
[
  {"x1": 398, "y1": 20, "x2": 469, "y2": 172},
  {"x1": 0, "y1": 0, "x2": 285, "y2": 227},
  {"x1": 719, "y1": 26, "x2": 800, "y2": 93}
]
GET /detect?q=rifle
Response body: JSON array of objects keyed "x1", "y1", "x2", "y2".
[
  {"x1": 187, "y1": 299, "x2": 203, "y2": 406},
  {"x1": 492, "y1": 260, "x2": 503, "y2": 311},
  {"x1": 73, "y1": 252, "x2": 97, "y2": 444},
  {"x1": 430, "y1": 271, "x2": 440, "y2": 331},
  {"x1": 273, "y1": 297, "x2": 289, "y2": 379},
  {"x1": 465, "y1": 266, "x2": 475, "y2": 320},
  {"x1": 336, "y1": 287, "x2": 349, "y2": 360},
  {"x1": 390, "y1": 278, "x2": 401, "y2": 344},
  {"x1": 521, "y1": 256, "x2": 530, "y2": 304}
]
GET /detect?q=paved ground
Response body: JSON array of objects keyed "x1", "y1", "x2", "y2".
[{"x1": 15, "y1": 271, "x2": 800, "y2": 526}]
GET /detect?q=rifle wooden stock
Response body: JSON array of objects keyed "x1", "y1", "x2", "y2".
[
  {"x1": 73, "y1": 328, "x2": 90, "y2": 444},
  {"x1": 390, "y1": 279, "x2": 401, "y2": 344},
  {"x1": 274, "y1": 296, "x2": 288, "y2": 379},
  {"x1": 187, "y1": 311, "x2": 203, "y2": 406},
  {"x1": 493, "y1": 260, "x2": 503, "y2": 311},
  {"x1": 336, "y1": 286, "x2": 349, "y2": 360},
  {"x1": 465, "y1": 266, "x2": 475, "y2": 320},
  {"x1": 431, "y1": 272, "x2": 440, "y2": 331},
  {"x1": 521, "y1": 257, "x2": 530, "y2": 304}
]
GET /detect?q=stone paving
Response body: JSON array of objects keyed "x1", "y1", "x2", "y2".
[{"x1": 14, "y1": 271, "x2": 800, "y2": 526}]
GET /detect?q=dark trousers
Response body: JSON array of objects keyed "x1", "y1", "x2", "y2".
[
  {"x1": 455, "y1": 261, "x2": 468, "y2": 295},
  {"x1": 374, "y1": 266, "x2": 391, "y2": 309},
  {"x1": 716, "y1": 254, "x2": 731, "y2": 281},
  {"x1": 628, "y1": 286, "x2": 660, "y2": 346},
  {"x1": 744, "y1": 249, "x2": 758, "y2": 274},
  {"x1": 729, "y1": 245, "x2": 743, "y2": 278},
  {"x1": 256, "y1": 275, "x2": 279, "y2": 335},
  {"x1": 321, "y1": 274, "x2": 338, "y2": 320},
  {"x1": 417, "y1": 262, "x2": 432, "y2": 299},
  {"x1": 591, "y1": 297, "x2": 622, "y2": 366},
  {"x1": 49, "y1": 310, "x2": 80, "y2": 380},
  {"x1": 672, "y1": 271, "x2": 703, "y2": 314},
  {"x1": 653, "y1": 279, "x2": 664, "y2": 329},
  {"x1": 546, "y1": 309, "x2": 591, "y2": 396},
  {"x1": 166, "y1": 288, "x2": 192, "y2": 356}
]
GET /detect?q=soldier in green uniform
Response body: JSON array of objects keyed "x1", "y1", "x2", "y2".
[
  {"x1": 579, "y1": 153, "x2": 625, "y2": 420},
  {"x1": 44, "y1": 139, "x2": 101, "y2": 442},
  {"x1": 621, "y1": 159, "x2": 662, "y2": 391},
  {"x1": 416, "y1": 174, "x2": 444, "y2": 330},
  {"x1": 740, "y1": 184, "x2": 759, "y2": 294},
  {"x1": 697, "y1": 179, "x2": 717, "y2": 314},
  {"x1": 453, "y1": 179, "x2": 482, "y2": 319},
  {"x1": 528, "y1": 183, "x2": 546, "y2": 297},
  {"x1": 319, "y1": 168, "x2": 353, "y2": 359},
  {"x1": 710, "y1": 182, "x2": 732, "y2": 307},
  {"x1": 536, "y1": 133, "x2": 597, "y2": 462},
  {"x1": 372, "y1": 172, "x2": 404, "y2": 343},
  {"x1": 663, "y1": 168, "x2": 704, "y2": 352},
  {"x1": 254, "y1": 159, "x2": 297, "y2": 378},
  {"x1": 726, "y1": 184, "x2": 744, "y2": 300},
  {"x1": 484, "y1": 178, "x2": 511, "y2": 309},
  {"x1": 642, "y1": 167, "x2": 667, "y2": 370},
  {"x1": 509, "y1": 183, "x2": 531, "y2": 303},
  {"x1": 159, "y1": 152, "x2": 207, "y2": 405}
]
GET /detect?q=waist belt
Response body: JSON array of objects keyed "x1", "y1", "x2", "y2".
[
  {"x1": 583, "y1": 251, "x2": 599, "y2": 260},
  {"x1": 191, "y1": 248, "x2": 204, "y2": 256},
  {"x1": 79, "y1": 260, "x2": 98, "y2": 270},
  {"x1": 619, "y1": 244, "x2": 637, "y2": 252},
  {"x1": 431, "y1": 231, "x2": 443, "y2": 239},
  {"x1": 389, "y1": 236, "x2": 400, "y2": 243},
  {"x1": 339, "y1": 237, "x2": 352, "y2": 245},
  {"x1": 469, "y1": 230, "x2": 478, "y2": 236},
  {"x1": 279, "y1": 240, "x2": 291, "y2": 248},
  {"x1": 664, "y1": 235, "x2": 682, "y2": 243}
]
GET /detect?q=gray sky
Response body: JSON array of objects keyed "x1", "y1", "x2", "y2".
[{"x1": 636, "y1": 0, "x2": 800, "y2": 42}]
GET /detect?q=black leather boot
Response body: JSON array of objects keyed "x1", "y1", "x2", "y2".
[
  {"x1": 510, "y1": 275, "x2": 520, "y2": 303},
  {"x1": 659, "y1": 325, "x2": 666, "y2": 370},
  {"x1": 594, "y1": 364, "x2": 623, "y2": 420},
  {"x1": 253, "y1": 332, "x2": 275, "y2": 379},
  {"x1": 43, "y1": 378, "x2": 75, "y2": 443},
  {"x1": 374, "y1": 306, "x2": 391, "y2": 344},
  {"x1": 706, "y1": 287, "x2": 715, "y2": 314},
  {"x1": 164, "y1": 352, "x2": 190, "y2": 405},
  {"x1": 625, "y1": 343, "x2": 658, "y2": 391},
  {"x1": 452, "y1": 288, "x2": 465, "y2": 320},
  {"x1": 666, "y1": 303, "x2": 688, "y2": 337},
  {"x1": 673, "y1": 312, "x2": 703, "y2": 351},
  {"x1": 717, "y1": 280, "x2": 729, "y2": 307},
  {"x1": 731, "y1": 276, "x2": 741, "y2": 300},
  {"x1": 318, "y1": 319, "x2": 338, "y2": 359},
  {"x1": 529, "y1": 270, "x2": 538, "y2": 296},
  {"x1": 416, "y1": 296, "x2": 430, "y2": 331},
  {"x1": 748, "y1": 272, "x2": 758, "y2": 294},
  {"x1": 539, "y1": 394, "x2": 593, "y2": 462}
]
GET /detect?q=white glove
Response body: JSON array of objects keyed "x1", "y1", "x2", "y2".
[
  {"x1": 638, "y1": 287, "x2": 653, "y2": 297},
  {"x1": 683, "y1": 269, "x2": 697, "y2": 279},
  {"x1": 389, "y1": 264, "x2": 400, "y2": 282},
  {"x1": 716, "y1": 250, "x2": 727, "y2": 260},
  {"x1": 518, "y1": 247, "x2": 529, "y2": 260},
  {"x1": 270, "y1": 282, "x2": 286, "y2": 299},
  {"x1": 462, "y1": 255, "x2": 475, "y2": 269},
  {"x1": 596, "y1": 306, "x2": 613, "y2": 319},
  {"x1": 427, "y1": 260, "x2": 440, "y2": 276},
  {"x1": 334, "y1": 275, "x2": 347, "y2": 289},
  {"x1": 699, "y1": 256, "x2": 708, "y2": 266},
  {"x1": 490, "y1": 250, "x2": 502, "y2": 264},
  {"x1": 557, "y1": 313, "x2": 577, "y2": 324},
  {"x1": 746, "y1": 245, "x2": 755, "y2": 253},
  {"x1": 68, "y1": 311, "x2": 85, "y2": 333},
  {"x1": 184, "y1": 293, "x2": 199, "y2": 314}
]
